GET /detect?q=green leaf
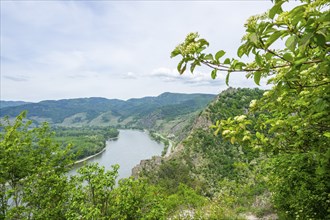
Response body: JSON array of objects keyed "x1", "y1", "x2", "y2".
[
  {"x1": 299, "y1": 33, "x2": 313, "y2": 51},
  {"x1": 254, "y1": 71, "x2": 262, "y2": 85},
  {"x1": 266, "y1": 31, "x2": 284, "y2": 48},
  {"x1": 255, "y1": 53, "x2": 262, "y2": 66},
  {"x1": 197, "y1": 38, "x2": 209, "y2": 47},
  {"x1": 179, "y1": 64, "x2": 187, "y2": 74},
  {"x1": 256, "y1": 131, "x2": 262, "y2": 139},
  {"x1": 171, "y1": 48, "x2": 181, "y2": 58},
  {"x1": 315, "y1": 33, "x2": 326, "y2": 47},
  {"x1": 265, "y1": 52, "x2": 274, "y2": 61},
  {"x1": 324, "y1": 132, "x2": 330, "y2": 138},
  {"x1": 225, "y1": 72, "x2": 231, "y2": 86},
  {"x1": 237, "y1": 45, "x2": 246, "y2": 58},
  {"x1": 294, "y1": 57, "x2": 307, "y2": 66},
  {"x1": 283, "y1": 53, "x2": 293, "y2": 62},
  {"x1": 190, "y1": 62, "x2": 196, "y2": 73},
  {"x1": 197, "y1": 46, "x2": 207, "y2": 53},
  {"x1": 224, "y1": 58, "x2": 231, "y2": 65},
  {"x1": 211, "y1": 69, "x2": 217, "y2": 79},
  {"x1": 269, "y1": 3, "x2": 283, "y2": 19},
  {"x1": 289, "y1": 4, "x2": 306, "y2": 25},
  {"x1": 285, "y1": 36, "x2": 297, "y2": 52},
  {"x1": 177, "y1": 60, "x2": 184, "y2": 73},
  {"x1": 235, "y1": 62, "x2": 246, "y2": 70},
  {"x1": 204, "y1": 54, "x2": 213, "y2": 61},
  {"x1": 215, "y1": 50, "x2": 226, "y2": 61},
  {"x1": 257, "y1": 21, "x2": 269, "y2": 35}
]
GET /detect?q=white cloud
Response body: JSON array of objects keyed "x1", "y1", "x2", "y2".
[
  {"x1": 150, "y1": 67, "x2": 225, "y2": 86},
  {"x1": 1, "y1": 0, "x2": 292, "y2": 101}
]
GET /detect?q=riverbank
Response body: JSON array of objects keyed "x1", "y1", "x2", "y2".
[
  {"x1": 147, "y1": 131, "x2": 174, "y2": 157},
  {"x1": 73, "y1": 137, "x2": 118, "y2": 165},
  {"x1": 74, "y1": 147, "x2": 106, "y2": 164}
]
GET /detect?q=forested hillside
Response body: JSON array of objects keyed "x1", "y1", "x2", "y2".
[
  {"x1": 0, "y1": 101, "x2": 32, "y2": 109},
  {"x1": 0, "y1": 93, "x2": 215, "y2": 137},
  {"x1": 138, "y1": 88, "x2": 268, "y2": 218}
]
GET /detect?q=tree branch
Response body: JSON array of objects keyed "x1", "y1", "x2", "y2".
[{"x1": 201, "y1": 59, "x2": 323, "y2": 73}]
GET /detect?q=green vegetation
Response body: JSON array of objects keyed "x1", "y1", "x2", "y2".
[
  {"x1": 148, "y1": 131, "x2": 170, "y2": 156},
  {"x1": 53, "y1": 126, "x2": 119, "y2": 160},
  {"x1": 66, "y1": 164, "x2": 166, "y2": 219},
  {"x1": 0, "y1": 101, "x2": 32, "y2": 109},
  {"x1": 0, "y1": 112, "x2": 73, "y2": 219},
  {"x1": 0, "y1": 114, "x2": 157, "y2": 219},
  {"x1": 0, "y1": 93, "x2": 215, "y2": 128},
  {"x1": 1, "y1": 0, "x2": 329, "y2": 219},
  {"x1": 0, "y1": 93, "x2": 214, "y2": 145},
  {"x1": 171, "y1": 0, "x2": 329, "y2": 218},
  {"x1": 141, "y1": 88, "x2": 266, "y2": 217},
  {"x1": 0, "y1": 114, "x2": 209, "y2": 219}
]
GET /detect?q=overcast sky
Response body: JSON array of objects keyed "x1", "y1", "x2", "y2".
[{"x1": 1, "y1": 0, "x2": 278, "y2": 102}]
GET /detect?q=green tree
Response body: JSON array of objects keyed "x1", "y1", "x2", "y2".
[
  {"x1": 172, "y1": 0, "x2": 329, "y2": 219},
  {"x1": 110, "y1": 177, "x2": 167, "y2": 219},
  {"x1": 66, "y1": 163, "x2": 166, "y2": 220},
  {"x1": 66, "y1": 163, "x2": 119, "y2": 219},
  {"x1": 0, "y1": 111, "x2": 73, "y2": 219},
  {"x1": 1, "y1": 113, "x2": 165, "y2": 219},
  {"x1": 164, "y1": 183, "x2": 207, "y2": 217}
]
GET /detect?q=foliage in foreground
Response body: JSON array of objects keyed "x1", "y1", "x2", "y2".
[
  {"x1": 0, "y1": 113, "x2": 216, "y2": 219},
  {"x1": 171, "y1": 0, "x2": 330, "y2": 219},
  {"x1": 0, "y1": 113, "x2": 165, "y2": 219},
  {"x1": 0, "y1": 112, "x2": 73, "y2": 219}
]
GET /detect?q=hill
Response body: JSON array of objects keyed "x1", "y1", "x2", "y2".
[
  {"x1": 0, "y1": 93, "x2": 215, "y2": 139},
  {"x1": 135, "y1": 88, "x2": 268, "y2": 218},
  {"x1": 0, "y1": 101, "x2": 33, "y2": 109}
]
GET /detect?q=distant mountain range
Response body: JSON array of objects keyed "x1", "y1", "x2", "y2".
[
  {"x1": 0, "y1": 93, "x2": 216, "y2": 136},
  {"x1": 0, "y1": 101, "x2": 33, "y2": 109}
]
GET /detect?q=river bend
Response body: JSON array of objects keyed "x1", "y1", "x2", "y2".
[{"x1": 68, "y1": 130, "x2": 164, "y2": 179}]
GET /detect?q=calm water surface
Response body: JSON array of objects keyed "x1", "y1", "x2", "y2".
[{"x1": 68, "y1": 130, "x2": 163, "y2": 179}]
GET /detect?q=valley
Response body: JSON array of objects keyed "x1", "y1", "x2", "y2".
[
  {"x1": 1, "y1": 86, "x2": 329, "y2": 219},
  {"x1": 0, "y1": 92, "x2": 215, "y2": 142},
  {"x1": 2, "y1": 0, "x2": 328, "y2": 218},
  {"x1": 1, "y1": 92, "x2": 215, "y2": 165}
]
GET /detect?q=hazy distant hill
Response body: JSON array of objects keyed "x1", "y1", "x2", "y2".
[
  {"x1": 0, "y1": 101, "x2": 33, "y2": 109},
  {"x1": 0, "y1": 93, "x2": 216, "y2": 136}
]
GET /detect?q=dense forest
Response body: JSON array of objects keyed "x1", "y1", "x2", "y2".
[
  {"x1": 0, "y1": 0, "x2": 329, "y2": 219},
  {"x1": 53, "y1": 126, "x2": 119, "y2": 160}
]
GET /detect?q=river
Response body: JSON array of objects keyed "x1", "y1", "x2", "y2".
[{"x1": 68, "y1": 129, "x2": 164, "y2": 179}]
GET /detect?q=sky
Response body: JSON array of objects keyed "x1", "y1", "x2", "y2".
[{"x1": 1, "y1": 0, "x2": 278, "y2": 102}]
